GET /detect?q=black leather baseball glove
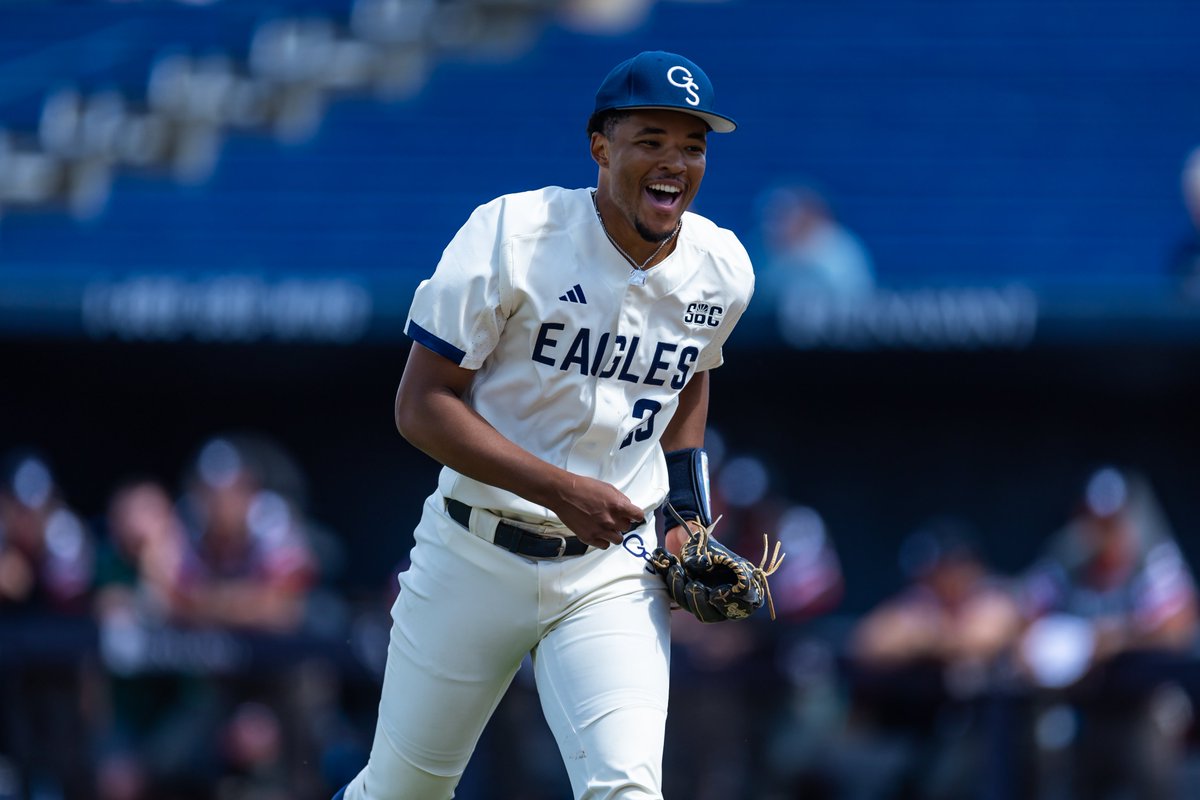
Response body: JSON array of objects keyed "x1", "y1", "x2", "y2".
[{"x1": 648, "y1": 507, "x2": 784, "y2": 623}]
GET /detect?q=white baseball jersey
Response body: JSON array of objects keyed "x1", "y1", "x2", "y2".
[{"x1": 404, "y1": 186, "x2": 754, "y2": 523}]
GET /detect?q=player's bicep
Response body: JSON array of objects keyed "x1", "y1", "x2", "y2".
[{"x1": 395, "y1": 342, "x2": 476, "y2": 434}]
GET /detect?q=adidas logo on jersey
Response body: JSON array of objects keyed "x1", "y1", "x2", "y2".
[{"x1": 558, "y1": 284, "x2": 588, "y2": 304}]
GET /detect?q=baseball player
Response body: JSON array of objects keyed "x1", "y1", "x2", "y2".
[{"x1": 335, "y1": 51, "x2": 755, "y2": 800}]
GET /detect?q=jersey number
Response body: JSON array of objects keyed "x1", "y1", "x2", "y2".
[{"x1": 620, "y1": 399, "x2": 662, "y2": 450}]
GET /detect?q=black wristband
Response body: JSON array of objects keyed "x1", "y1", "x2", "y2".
[{"x1": 662, "y1": 448, "x2": 713, "y2": 531}]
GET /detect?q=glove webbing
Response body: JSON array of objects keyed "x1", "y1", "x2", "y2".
[{"x1": 664, "y1": 503, "x2": 787, "y2": 620}]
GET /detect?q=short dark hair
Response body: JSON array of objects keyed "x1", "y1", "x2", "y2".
[{"x1": 586, "y1": 109, "x2": 631, "y2": 139}]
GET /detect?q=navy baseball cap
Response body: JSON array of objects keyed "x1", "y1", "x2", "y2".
[{"x1": 593, "y1": 51, "x2": 737, "y2": 134}]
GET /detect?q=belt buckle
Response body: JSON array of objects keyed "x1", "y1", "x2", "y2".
[
  {"x1": 509, "y1": 518, "x2": 571, "y2": 559},
  {"x1": 541, "y1": 531, "x2": 568, "y2": 559},
  {"x1": 516, "y1": 527, "x2": 568, "y2": 559}
]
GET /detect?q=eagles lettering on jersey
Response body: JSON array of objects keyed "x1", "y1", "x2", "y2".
[{"x1": 531, "y1": 323, "x2": 699, "y2": 389}]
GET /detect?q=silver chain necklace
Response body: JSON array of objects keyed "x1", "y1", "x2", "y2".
[{"x1": 591, "y1": 190, "x2": 681, "y2": 286}]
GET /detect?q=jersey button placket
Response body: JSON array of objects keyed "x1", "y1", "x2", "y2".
[{"x1": 608, "y1": 286, "x2": 650, "y2": 470}]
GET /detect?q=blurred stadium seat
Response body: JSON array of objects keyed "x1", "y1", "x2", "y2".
[{"x1": 1, "y1": 0, "x2": 1199, "y2": 346}]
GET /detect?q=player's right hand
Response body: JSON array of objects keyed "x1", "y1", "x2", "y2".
[{"x1": 546, "y1": 473, "x2": 644, "y2": 550}]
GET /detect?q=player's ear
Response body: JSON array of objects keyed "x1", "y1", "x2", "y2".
[{"x1": 589, "y1": 132, "x2": 609, "y2": 168}]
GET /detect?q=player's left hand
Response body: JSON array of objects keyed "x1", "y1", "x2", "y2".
[{"x1": 648, "y1": 513, "x2": 785, "y2": 623}]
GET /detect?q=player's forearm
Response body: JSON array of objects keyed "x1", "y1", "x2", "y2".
[
  {"x1": 395, "y1": 344, "x2": 642, "y2": 545},
  {"x1": 396, "y1": 384, "x2": 570, "y2": 508},
  {"x1": 397, "y1": 386, "x2": 640, "y2": 548},
  {"x1": 658, "y1": 370, "x2": 709, "y2": 452}
]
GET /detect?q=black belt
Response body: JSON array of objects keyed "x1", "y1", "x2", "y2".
[{"x1": 446, "y1": 498, "x2": 589, "y2": 559}]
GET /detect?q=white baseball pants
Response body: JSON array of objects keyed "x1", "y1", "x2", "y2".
[{"x1": 342, "y1": 491, "x2": 672, "y2": 800}]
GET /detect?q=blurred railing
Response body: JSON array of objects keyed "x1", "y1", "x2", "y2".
[{"x1": 4, "y1": 614, "x2": 1200, "y2": 799}]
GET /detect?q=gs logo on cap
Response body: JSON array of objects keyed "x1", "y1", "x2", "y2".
[
  {"x1": 684, "y1": 302, "x2": 724, "y2": 328},
  {"x1": 667, "y1": 66, "x2": 701, "y2": 107}
]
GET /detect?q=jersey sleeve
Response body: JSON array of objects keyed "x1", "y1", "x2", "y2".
[
  {"x1": 405, "y1": 200, "x2": 509, "y2": 370},
  {"x1": 695, "y1": 231, "x2": 755, "y2": 372}
]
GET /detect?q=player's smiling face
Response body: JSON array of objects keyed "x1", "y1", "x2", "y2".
[{"x1": 591, "y1": 109, "x2": 708, "y2": 256}]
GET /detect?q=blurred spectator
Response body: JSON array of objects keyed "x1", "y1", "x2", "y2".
[
  {"x1": 1018, "y1": 466, "x2": 1198, "y2": 800},
  {"x1": 666, "y1": 438, "x2": 845, "y2": 800},
  {"x1": 174, "y1": 435, "x2": 333, "y2": 798},
  {"x1": 1170, "y1": 145, "x2": 1200, "y2": 300},
  {"x1": 95, "y1": 478, "x2": 188, "y2": 622},
  {"x1": 174, "y1": 434, "x2": 318, "y2": 633},
  {"x1": 94, "y1": 479, "x2": 215, "y2": 800},
  {"x1": 755, "y1": 181, "x2": 875, "y2": 307},
  {"x1": 0, "y1": 450, "x2": 97, "y2": 799},
  {"x1": 90, "y1": 436, "x2": 337, "y2": 800},
  {"x1": 821, "y1": 518, "x2": 1021, "y2": 800},
  {"x1": 0, "y1": 450, "x2": 94, "y2": 614},
  {"x1": 756, "y1": 505, "x2": 850, "y2": 800},
  {"x1": 855, "y1": 519, "x2": 1021, "y2": 671}
]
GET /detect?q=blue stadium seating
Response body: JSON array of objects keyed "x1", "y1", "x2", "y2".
[{"x1": 1, "y1": 0, "x2": 1199, "y2": 330}]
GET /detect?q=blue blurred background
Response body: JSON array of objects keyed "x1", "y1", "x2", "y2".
[
  {"x1": 3, "y1": 1, "x2": 1200, "y2": 798},
  {"x1": 3, "y1": 0, "x2": 1200, "y2": 333}
]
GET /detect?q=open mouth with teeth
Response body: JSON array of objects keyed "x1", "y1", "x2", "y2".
[{"x1": 645, "y1": 182, "x2": 683, "y2": 212}]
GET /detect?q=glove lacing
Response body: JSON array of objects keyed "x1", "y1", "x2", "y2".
[
  {"x1": 686, "y1": 514, "x2": 787, "y2": 622},
  {"x1": 754, "y1": 533, "x2": 786, "y2": 620}
]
